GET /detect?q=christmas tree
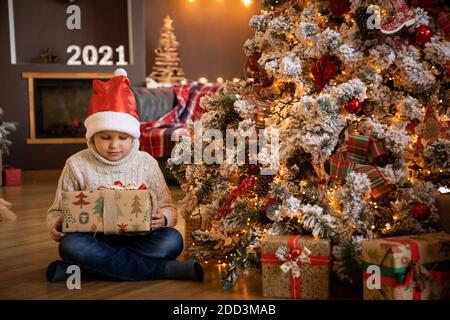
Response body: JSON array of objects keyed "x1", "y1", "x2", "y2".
[
  {"x1": 169, "y1": 0, "x2": 449, "y2": 289},
  {"x1": 131, "y1": 195, "x2": 143, "y2": 218},
  {"x1": 149, "y1": 15, "x2": 186, "y2": 84}
]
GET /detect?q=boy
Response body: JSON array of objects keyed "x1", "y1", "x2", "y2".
[{"x1": 46, "y1": 69, "x2": 203, "y2": 282}]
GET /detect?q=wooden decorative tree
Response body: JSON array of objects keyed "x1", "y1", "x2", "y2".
[{"x1": 149, "y1": 16, "x2": 186, "y2": 84}]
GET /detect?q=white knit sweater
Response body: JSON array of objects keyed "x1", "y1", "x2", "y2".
[{"x1": 47, "y1": 139, "x2": 178, "y2": 230}]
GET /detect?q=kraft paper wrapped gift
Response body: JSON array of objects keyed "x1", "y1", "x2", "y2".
[
  {"x1": 362, "y1": 232, "x2": 450, "y2": 300},
  {"x1": 261, "y1": 235, "x2": 331, "y2": 299},
  {"x1": 62, "y1": 190, "x2": 157, "y2": 234}
]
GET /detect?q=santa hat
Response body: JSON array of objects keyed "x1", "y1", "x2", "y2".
[{"x1": 84, "y1": 68, "x2": 140, "y2": 139}]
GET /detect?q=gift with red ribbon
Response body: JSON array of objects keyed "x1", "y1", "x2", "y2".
[
  {"x1": 329, "y1": 135, "x2": 393, "y2": 200},
  {"x1": 362, "y1": 232, "x2": 450, "y2": 300},
  {"x1": 261, "y1": 235, "x2": 331, "y2": 299}
]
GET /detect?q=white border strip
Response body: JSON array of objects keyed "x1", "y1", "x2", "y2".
[
  {"x1": 8, "y1": 0, "x2": 16, "y2": 64},
  {"x1": 127, "y1": 0, "x2": 134, "y2": 65}
]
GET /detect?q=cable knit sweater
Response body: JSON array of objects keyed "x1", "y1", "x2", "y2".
[{"x1": 47, "y1": 139, "x2": 178, "y2": 230}]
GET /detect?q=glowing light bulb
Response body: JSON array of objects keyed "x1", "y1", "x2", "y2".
[
  {"x1": 241, "y1": 0, "x2": 253, "y2": 6},
  {"x1": 198, "y1": 77, "x2": 209, "y2": 84}
]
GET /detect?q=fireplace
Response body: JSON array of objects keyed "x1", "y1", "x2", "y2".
[{"x1": 23, "y1": 73, "x2": 113, "y2": 144}]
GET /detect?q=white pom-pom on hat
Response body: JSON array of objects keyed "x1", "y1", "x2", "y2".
[{"x1": 114, "y1": 68, "x2": 128, "y2": 77}]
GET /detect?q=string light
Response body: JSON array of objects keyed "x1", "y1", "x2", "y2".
[{"x1": 198, "y1": 77, "x2": 209, "y2": 84}]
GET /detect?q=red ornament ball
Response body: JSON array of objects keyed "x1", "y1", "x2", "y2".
[
  {"x1": 285, "y1": 253, "x2": 292, "y2": 260},
  {"x1": 414, "y1": 25, "x2": 432, "y2": 46},
  {"x1": 344, "y1": 99, "x2": 363, "y2": 114},
  {"x1": 410, "y1": 203, "x2": 431, "y2": 221},
  {"x1": 291, "y1": 248, "x2": 300, "y2": 259}
]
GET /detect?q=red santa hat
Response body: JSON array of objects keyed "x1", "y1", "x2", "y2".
[{"x1": 84, "y1": 68, "x2": 140, "y2": 139}]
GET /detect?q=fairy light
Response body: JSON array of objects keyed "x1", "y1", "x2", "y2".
[
  {"x1": 241, "y1": 0, "x2": 253, "y2": 6},
  {"x1": 198, "y1": 77, "x2": 209, "y2": 84}
]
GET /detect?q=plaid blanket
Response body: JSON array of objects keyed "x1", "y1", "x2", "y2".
[{"x1": 140, "y1": 82, "x2": 224, "y2": 158}]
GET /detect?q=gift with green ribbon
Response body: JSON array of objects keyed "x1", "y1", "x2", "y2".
[
  {"x1": 361, "y1": 232, "x2": 450, "y2": 300},
  {"x1": 330, "y1": 135, "x2": 392, "y2": 200}
]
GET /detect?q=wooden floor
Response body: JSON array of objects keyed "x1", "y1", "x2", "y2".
[{"x1": 0, "y1": 175, "x2": 262, "y2": 300}]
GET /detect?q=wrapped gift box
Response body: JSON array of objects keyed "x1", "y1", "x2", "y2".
[
  {"x1": 62, "y1": 189, "x2": 156, "y2": 234},
  {"x1": 362, "y1": 232, "x2": 450, "y2": 300},
  {"x1": 261, "y1": 235, "x2": 331, "y2": 299},
  {"x1": 2, "y1": 168, "x2": 22, "y2": 186}
]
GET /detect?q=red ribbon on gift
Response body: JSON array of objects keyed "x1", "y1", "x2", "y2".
[
  {"x1": 364, "y1": 237, "x2": 450, "y2": 300},
  {"x1": 261, "y1": 235, "x2": 330, "y2": 299},
  {"x1": 407, "y1": 0, "x2": 450, "y2": 40}
]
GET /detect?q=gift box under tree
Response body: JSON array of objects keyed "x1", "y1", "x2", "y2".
[
  {"x1": 62, "y1": 189, "x2": 156, "y2": 234},
  {"x1": 261, "y1": 235, "x2": 331, "y2": 299},
  {"x1": 362, "y1": 232, "x2": 450, "y2": 300}
]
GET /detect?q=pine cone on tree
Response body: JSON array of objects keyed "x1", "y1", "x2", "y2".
[
  {"x1": 221, "y1": 110, "x2": 242, "y2": 129},
  {"x1": 256, "y1": 175, "x2": 274, "y2": 196},
  {"x1": 354, "y1": 6, "x2": 377, "y2": 40},
  {"x1": 286, "y1": 148, "x2": 314, "y2": 180}
]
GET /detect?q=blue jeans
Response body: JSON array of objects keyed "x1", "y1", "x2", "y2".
[{"x1": 59, "y1": 227, "x2": 184, "y2": 281}]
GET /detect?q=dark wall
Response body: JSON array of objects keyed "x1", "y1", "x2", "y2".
[
  {"x1": 0, "y1": 0, "x2": 146, "y2": 170},
  {"x1": 14, "y1": 0, "x2": 129, "y2": 64},
  {"x1": 145, "y1": 0, "x2": 259, "y2": 81},
  {"x1": 0, "y1": 0, "x2": 259, "y2": 170}
]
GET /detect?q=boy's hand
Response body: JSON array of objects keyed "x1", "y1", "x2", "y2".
[
  {"x1": 151, "y1": 209, "x2": 167, "y2": 229},
  {"x1": 50, "y1": 219, "x2": 65, "y2": 242}
]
